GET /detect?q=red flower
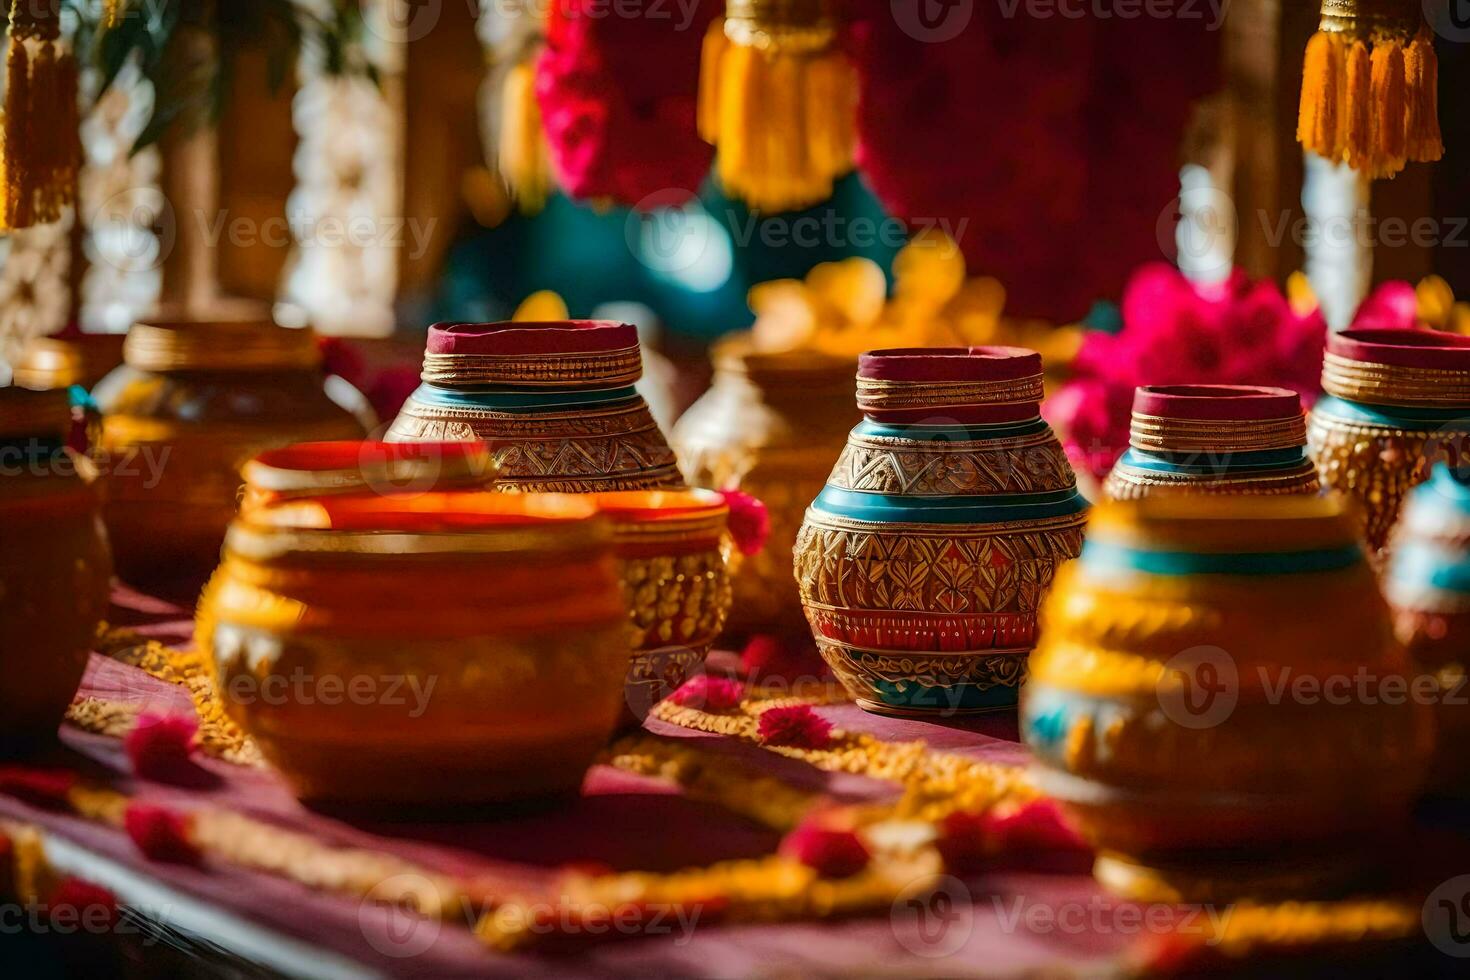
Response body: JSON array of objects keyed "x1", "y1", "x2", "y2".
[
  {"x1": 124, "y1": 713, "x2": 199, "y2": 785},
  {"x1": 667, "y1": 675, "x2": 744, "y2": 712},
  {"x1": 719, "y1": 490, "x2": 771, "y2": 558},
  {"x1": 779, "y1": 822, "x2": 871, "y2": 878},
  {"x1": 741, "y1": 634, "x2": 829, "y2": 685},
  {"x1": 936, "y1": 801, "x2": 1089, "y2": 876},
  {"x1": 757, "y1": 705, "x2": 833, "y2": 749},
  {"x1": 45, "y1": 876, "x2": 119, "y2": 931},
  {"x1": 0, "y1": 765, "x2": 77, "y2": 808},
  {"x1": 124, "y1": 803, "x2": 200, "y2": 864}
]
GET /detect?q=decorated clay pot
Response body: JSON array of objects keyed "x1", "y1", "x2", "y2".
[
  {"x1": 386, "y1": 320, "x2": 683, "y2": 492},
  {"x1": 794, "y1": 346, "x2": 1088, "y2": 716},
  {"x1": 0, "y1": 388, "x2": 112, "y2": 752},
  {"x1": 198, "y1": 493, "x2": 629, "y2": 807},
  {"x1": 1104, "y1": 385, "x2": 1319, "y2": 500},
  {"x1": 1308, "y1": 327, "x2": 1470, "y2": 557},
  {"x1": 239, "y1": 440, "x2": 499, "y2": 515},
  {"x1": 92, "y1": 320, "x2": 369, "y2": 586},
  {"x1": 1385, "y1": 464, "x2": 1470, "y2": 796},
  {"x1": 1023, "y1": 496, "x2": 1431, "y2": 904},
  {"x1": 671, "y1": 338, "x2": 858, "y2": 637},
  {"x1": 590, "y1": 490, "x2": 733, "y2": 722}
]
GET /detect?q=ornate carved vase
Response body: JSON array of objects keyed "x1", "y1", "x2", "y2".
[
  {"x1": 1023, "y1": 496, "x2": 1431, "y2": 903},
  {"x1": 239, "y1": 440, "x2": 499, "y2": 514},
  {"x1": 671, "y1": 338, "x2": 858, "y2": 637},
  {"x1": 92, "y1": 321, "x2": 369, "y2": 586},
  {"x1": 1385, "y1": 464, "x2": 1470, "y2": 796},
  {"x1": 386, "y1": 321, "x2": 683, "y2": 492},
  {"x1": 794, "y1": 346, "x2": 1088, "y2": 716},
  {"x1": 1104, "y1": 385, "x2": 1319, "y2": 500},
  {"x1": 590, "y1": 490, "x2": 733, "y2": 722},
  {"x1": 0, "y1": 388, "x2": 112, "y2": 752},
  {"x1": 1308, "y1": 327, "x2": 1470, "y2": 557},
  {"x1": 198, "y1": 493, "x2": 630, "y2": 807}
]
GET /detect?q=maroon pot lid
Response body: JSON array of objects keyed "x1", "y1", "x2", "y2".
[
  {"x1": 858, "y1": 346, "x2": 1043, "y2": 383},
  {"x1": 427, "y1": 321, "x2": 638, "y2": 357},
  {"x1": 1132, "y1": 384, "x2": 1303, "y2": 422},
  {"x1": 1328, "y1": 328, "x2": 1470, "y2": 371}
]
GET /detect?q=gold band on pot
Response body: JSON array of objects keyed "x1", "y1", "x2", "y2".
[
  {"x1": 420, "y1": 346, "x2": 643, "y2": 388},
  {"x1": 124, "y1": 322, "x2": 322, "y2": 373},
  {"x1": 1128, "y1": 413, "x2": 1308, "y2": 454},
  {"x1": 1321, "y1": 352, "x2": 1470, "y2": 407},
  {"x1": 854, "y1": 373, "x2": 1045, "y2": 413}
]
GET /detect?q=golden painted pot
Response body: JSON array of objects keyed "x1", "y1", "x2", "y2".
[
  {"x1": 1023, "y1": 496, "x2": 1432, "y2": 904},
  {"x1": 1384, "y1": 464, "x2": 1470, "y2": 797},
  {"x1": 1104, "y1": 385, "x2": 1319, "y2": 500},
  {"x1": 794, "y1": 347, "x2": 1087, "y2": 716},
  {"x1": 386, "y1": 320, "x2": 683, "y2": 491},
  {"x1": 198, "y1": 493, "x2": 629, "y2": 807},
  {"x1": 671, "y1": 338, "x2": 857, "y2": 637},
  {"x1": 1308, "y1": 327, "x2": 1470, "y2": 558},
  {"x1": 0, "y1": 388, "x2": 112, "y2": 752},
  {"x1": 92, "y1": 320, "x2": 369, "y2": 586},
  {"x1": 590, "y1": 490, "x2": 733, "y2": 722},
  {"x1": 239, "y1": 440, "x2": 499, "y2": 514}
]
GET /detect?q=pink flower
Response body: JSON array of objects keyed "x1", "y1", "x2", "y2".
[
  {"x1": 741, "y1": 634, "x2": 829, "y2": 685},
  {"x1": 125, "y1": 713, "x2": 199, "y2": 785},
  {"x1": 719, "y1": 490, "x2": 771, "y2": 557},
  {"x1": 779, "y1": 822, "x2": 871, "y2": 878},
  {"x1": 124, "y1": 803, "x2": 200, "y2": 864},
  {"x1": 1351, "y1": 281, "x2": 1419, "y2": 331},
  {"x1": 1050, "y1": 263, "x2": 1327, "y2": 479},
  {"x1": 935, "y1": 800, "x2": 1089, "y2": 876},
  {"x1": 757, "y1": 704, "x2": 834, "y2": 749},
  {"x1": 667, "y1": 675, "x2": 744, "y2": 712}
]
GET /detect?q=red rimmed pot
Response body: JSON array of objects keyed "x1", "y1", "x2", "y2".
[
  {"x1": 387, "y1": 320, "x2": 682, "y2": 491},
  {"x1": 795, "y1": 346, "x2": 1087, "y2": 716},
  {"x1": 0, "y1": 387, "x2": 112, "y2": 753},
  {"x1": 587, "y1": 490, "x2": 732, "y2": 723},
  {"x1": 1308, "y1": 327, "x2": 1470, "y2": 557},
  {"x1": 239, "y1": 441, "x2": 500, "y2": 514},
  {"x1": 198, "y1": 491, "x2": 630, "y2": 808},
  {"x1": 1104, "y1": 384, "x2": 1318, "y2": 500}
]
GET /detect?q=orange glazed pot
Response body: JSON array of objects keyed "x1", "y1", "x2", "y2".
[
  {"x1": 589, "y1": 490, "x2": 732, "y2": 721},
  {"x1": 0, "y1": 388, "x2": 112, "y2": 753},
  {"x1": 198, "y1": 493, "x2": 629, "y2": 808},
  {"x1": 92, "y1": 320, "x2": 369, "y2": 586},
  {"x1": 238, "y1": 441, "x2": 499, "y2": 514}
]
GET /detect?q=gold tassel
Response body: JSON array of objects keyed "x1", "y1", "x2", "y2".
[
  {"x1": 1, "y1": 0, "x2": 78, "y2": 230},
  {"x1": 1297, "y1": 0, "x2": 1441, "y2": 179},
  {"x1": 498, "y1": 57, "x2": 553, "y2": 214},
  {"x1": 1404, "y1": 31, "x2": 1442, "y2": 161},
  {"x1": 700, "y1": 0, "x2": 856, "y2": 213}
]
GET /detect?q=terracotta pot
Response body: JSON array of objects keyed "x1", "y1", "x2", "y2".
[
  {"x1": 1308, "y1": 327, "x2": 1470, "y2": 557},
  {"x1": 1104, "y1": 385, "x2": 1319, "y2": 500},
  {"x1": 198, "y1": 492, "x2": 629, "y2": 808},
  {"x1": 794, "y1": 346, "x2": 1088, "y2": 716},
  {"x1": 239, "y1": 440, "x2": 499, "y2": 514},
  {"x1": 386, "y1": 321, "x2": 682, "y2": 492},
  {"x1": 1385, "y1": 464, "x2": 1470, "y2": 797},
  {"x1": 671, "y1": 338, "x2": 858, "y2": 637},
  {"x1": 590, "y1": 490, "x2": 733, "y2": 722},
  {"x1": 92, "y1": 320, "x2": 369, "y2": 586},
  {"x1": 0, "y1": 388, "x2": 112, "y2": 752},
  {"x1": 1023, "y1": 495, "x2": 1431, "y2": 903}
]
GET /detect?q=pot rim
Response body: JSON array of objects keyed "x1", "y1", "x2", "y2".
[
  {"x1": 243, "y1": 441, "x2": 497, "y2": 491},
  {"x1": 125, "y1": 319, "x2": 321, "y2": 373},
  {"x1": 1329, "y1": 327, "x2": 1470, "y2": 371},
  {"x1": 1131, "y1": 384, "x2": 1303, "y2": 422},
  {"x1": 427, "y1": 320, "x2": 638, "y2": 357},
  {"x1": 859, "y1": 346, "x2": 1042, "y2": 384}
]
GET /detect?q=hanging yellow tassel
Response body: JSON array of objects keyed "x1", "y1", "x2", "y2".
[
  {"x1": 498, "y1": 57, "x2": 553, "y2": 214},
  {"x1": 700, "y1": 0, "x2": 856, "y2": 213},
  {"x1": 1297, "y1": 0, "x2": 1441, "y2": 179},
  {"x1": 1, "y1": 0, "x2": 79, "y2": 230}
]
